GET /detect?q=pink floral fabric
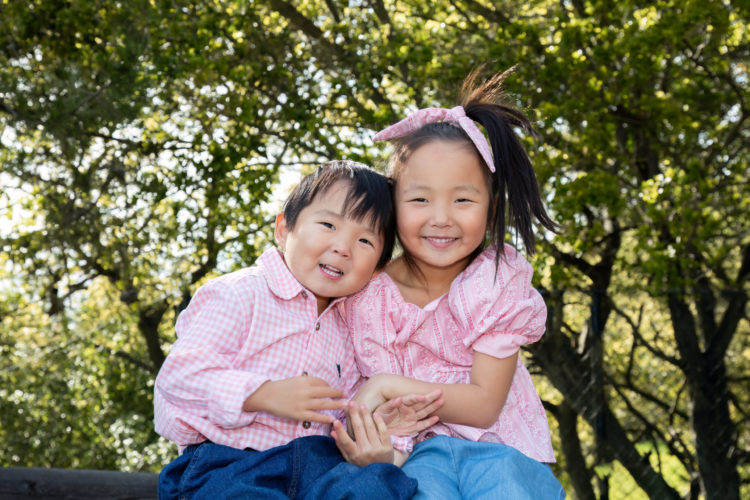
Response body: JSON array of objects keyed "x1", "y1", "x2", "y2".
[{"x1": 344, "y1": 245, "x2": 555, "y2": 462}]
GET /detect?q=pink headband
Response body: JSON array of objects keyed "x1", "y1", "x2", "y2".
[{"x1": 372, "y1": 105, "x2": 495, "y2": 173}]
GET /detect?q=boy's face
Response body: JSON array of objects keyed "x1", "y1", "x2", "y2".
[{"x1": 275, "y1": 180, "x2": 384, "y2": 314}]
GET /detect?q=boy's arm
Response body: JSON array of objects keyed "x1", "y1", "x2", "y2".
[
  {"x1": 354, "y1": 351, "x2": 518, "y2": 429},
  {"x1": 243, "y1": 376, "x2": 345, "y2": 423},
  {"x1": 155, "y1": 280, "x2": 345, "y2": 441},
  {"x1": 154, "y1": 282, "x2": 267, "y2": 439}
]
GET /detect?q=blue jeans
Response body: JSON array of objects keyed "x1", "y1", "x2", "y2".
[
  {"x1": 158, "y1": 435, "x2": 417, "y2": 500},
  {"x1": 401, "y1": 436, "x2": 565, "y2": 499}
]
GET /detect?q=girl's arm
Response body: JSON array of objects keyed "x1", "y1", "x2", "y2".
[{"x1": 354, "y1": 351, "x2": 517, "y2": 429}]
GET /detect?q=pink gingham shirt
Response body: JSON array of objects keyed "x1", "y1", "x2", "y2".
[
  {"x1": 345, "y1": 245, "x2": 555, "y2": 462},
  {"x1": 154, "y1": 247, "x2": 361, "y2": 451}
]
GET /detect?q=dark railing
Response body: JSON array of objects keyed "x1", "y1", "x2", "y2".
[{"x1": 0, "y1": 467, "x2": 157, "y2": 500}]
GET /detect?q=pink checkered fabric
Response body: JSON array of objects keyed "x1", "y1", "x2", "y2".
[
  {"x1": 344, "y1": 245, "x2": 555, "y2": 462},
  {"x1": 154, "y1": 247, "x2": 361, "y2": 451},
  {"x1": 372, "y1": 106, "x2": 496, "y2": 172}
]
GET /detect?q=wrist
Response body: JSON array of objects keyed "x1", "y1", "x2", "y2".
[{"x1": 242, "y1": 379, "x2": 274, "y2": 412}]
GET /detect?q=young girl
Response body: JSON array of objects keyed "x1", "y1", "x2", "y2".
[{"x1": 334, "y1": 69, "x2": 565, "y2": 498}]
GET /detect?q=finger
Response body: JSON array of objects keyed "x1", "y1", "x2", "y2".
[
  {"x1": 372, "y1": 412, "x2": 390, "y2": 445},
  {"x1": 348, "y1": 402, "x2": 371, "y2": 446},
  {"x1": 360, "y1": 404, "x2": 381, "y2": 444},
  {"x1": 307, "y1": 398, "x2": 347, "y2": 411},
  {"x1": 413, "y1": 397, "x2": 445, "y2": 420},
  {"x1": 375, "y1": 397, "x2": 403, "y2": 414},
  {"x1": 402, "y1": 389, "x2": 441, "y2": 409},
  {"x1": 410, "y1": 415, "x2": 440, "y2": 434},
  {"x1": 399, "y1": 393, "x2": 427, "y2": 406},
  {"x1": 307, "y1": 385, "x2": 347, "y2": 400},
  {"x1": 302, "y1": 410, "x2": 337, "y2": 424},
  {"x1": 331, "y1": 421, "x2": 357, "y2": 460}
]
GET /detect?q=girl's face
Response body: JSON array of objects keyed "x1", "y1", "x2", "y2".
[{"x1": 394, "y1": 140, "x2": 490, "y2": 278}]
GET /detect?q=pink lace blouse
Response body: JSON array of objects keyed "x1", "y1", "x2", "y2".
[{"x1": 344, "y1": 245, "x2": 555, "y2": 463}]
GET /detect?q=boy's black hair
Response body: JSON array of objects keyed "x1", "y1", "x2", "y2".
[
  {"x1": 282, "y1": 160, "x2": 395, "y2": 269},
  {"x1": 387, "y1": 67, "x2": 558, "y2": 269}
]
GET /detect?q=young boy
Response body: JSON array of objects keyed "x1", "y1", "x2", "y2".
[{"x1": 155, "y1": 161, "x2": 429, "y2": 499}]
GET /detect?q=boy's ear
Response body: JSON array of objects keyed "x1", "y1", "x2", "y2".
[{"x1": 274, "y1": 213, "x2": 288, "y2": 249}]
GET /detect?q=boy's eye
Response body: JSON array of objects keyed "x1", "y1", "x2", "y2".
[
  {"x1": 408, "y1": 198, "x2": 427, "y2": 203},
  {"x1": 456, "y1": 198, "x2": 472, "y2": 203},
  {"x1": 320, "y1": 222, "x2": 334, "y2": 229}
]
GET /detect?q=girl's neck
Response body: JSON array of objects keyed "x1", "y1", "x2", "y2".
[{"x1": 385, "y1": 256, "x2": 467, "y2": 308}]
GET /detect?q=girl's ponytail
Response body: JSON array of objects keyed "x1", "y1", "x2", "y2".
[{"x1": 462, "y1": 68, "x2": 558, "y2": 257}]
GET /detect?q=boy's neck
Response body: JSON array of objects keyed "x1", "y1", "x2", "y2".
[{"x1": 316, "y1": 296, "x2": 331, "y2": 316}]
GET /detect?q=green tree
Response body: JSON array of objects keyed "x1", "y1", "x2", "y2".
[{"x1": 1, "y1": 1, "x2": 747, "y2": 499}]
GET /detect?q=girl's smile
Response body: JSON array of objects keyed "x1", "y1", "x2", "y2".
[{"x1": 394, "y1": 140, "x2": 490, "y2": 279}]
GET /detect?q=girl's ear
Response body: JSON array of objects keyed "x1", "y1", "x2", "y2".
[{"x1": 274, "y1": 213, "x2": 289, "y2": 250}]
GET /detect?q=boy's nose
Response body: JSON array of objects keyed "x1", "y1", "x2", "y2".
[{"x1": 331, "y1": 238, "x2": 351, "y2": 257}]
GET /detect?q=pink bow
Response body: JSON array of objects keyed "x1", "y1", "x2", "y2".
[{"x1": 372, "y1": 105, "x2": 495, "y2": 173}]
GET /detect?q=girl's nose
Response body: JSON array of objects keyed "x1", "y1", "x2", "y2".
[{"x1": 431, "y1": 204, "x2": 451, "y2": 226}]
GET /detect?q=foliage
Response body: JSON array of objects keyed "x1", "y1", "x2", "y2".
[{"x1": 1, "y1": 1, "x2": 747, "y2": 498}]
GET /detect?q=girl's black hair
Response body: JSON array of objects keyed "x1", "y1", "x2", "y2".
[
  {"x1": 387, "y1": 67, "x2": 557, "y2": 268},
  {"x1": 283, "y1": 160, "x2": 396, "y2": 269}
]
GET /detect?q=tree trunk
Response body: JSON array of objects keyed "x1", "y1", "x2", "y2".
[{"x1": 532, "y1": 292, "x2": 681, "y2": 500}]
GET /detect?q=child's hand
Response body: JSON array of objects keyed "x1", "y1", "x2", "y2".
[
  {"x1": 243, "y1": 376, "x2": 346, "y2": 423},
  {"x1": 351, "y1": 374, "x2": 393, "y2": 411},
  {"x1": 374, "y1": 389, "x2": 443, "y2": 436},
  {"x1": 331, "y1": 402, "x2": 394, "y2": 466}
]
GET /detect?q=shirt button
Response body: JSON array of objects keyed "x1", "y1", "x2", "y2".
[
  {"x1": 302, "y1": 371, "x2": 308, "y2": 376},
  {"x1": 301, "y1": 291, "x2": 307, "y2": 299},
  {"x1": 302, "y1": 421, "x2": 311, "y2": 429},
  {"x1": 315, "y1": 322, "x2": 320, "y2": 331}
]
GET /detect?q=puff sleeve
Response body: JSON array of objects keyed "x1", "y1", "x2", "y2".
[{"x1": 448, "y1": 245, "x2": 547, "y2": 359}]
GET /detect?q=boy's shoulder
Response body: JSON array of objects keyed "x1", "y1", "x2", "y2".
[{"x1": 202, "y1": 252, "x2": 276, "y2": 295}]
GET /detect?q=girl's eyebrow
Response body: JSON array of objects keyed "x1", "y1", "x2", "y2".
[
  {"x1": 402, "y1": 184, "x2": 482, "y2": 194},
  {"x1": 453, "y1": 184, "x2": 482, "y2": 194}
]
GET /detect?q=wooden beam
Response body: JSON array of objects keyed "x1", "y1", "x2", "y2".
[{"x1": 0, "y1": 467, "x2": 158, "y2": 500}]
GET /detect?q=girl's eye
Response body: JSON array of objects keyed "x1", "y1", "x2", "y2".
[
  {"x1": 359, "y1": 238, "x2": 374, "y2": 247},
  {"x1": 408, "y1": 198, "x2": 427, "y2": 203},
  {"x1": 456, "y1": 198, "x2": 472, "y2": 203},
  {"x1": 320, "y1": 222, "x2": 334, "y2": 229}
]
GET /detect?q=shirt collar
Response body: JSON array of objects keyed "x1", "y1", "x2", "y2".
[
  {"x1": 257, "y1": 247, "x2": 347, "y2": 309},
  {"x1": 258, "y1": 247, "x2": 306, "y2": 301}
]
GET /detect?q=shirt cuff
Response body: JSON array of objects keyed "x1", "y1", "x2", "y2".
[
  {"x1": 391, "y1": 434, "x2": 415, "y2": 454},
  {"x1": 208, "y1": 371, "x2": 269, "y2": 428}
]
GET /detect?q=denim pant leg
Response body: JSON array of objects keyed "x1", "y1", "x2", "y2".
[
  {"x1": 402, "y1": 436, "x2": 565, "y2": 500},
  {"x1": 296, "y1": 436, "x2": 418, "y2": 500},
  {"x1": 159, "y1": 441, "x2": 295, "y2": 500},
  {"x1": 452, "y1": 438, "x2": 566, "y2": 500},
  {"x1": 401, "y1": 436, "x2": 462, "y2": 499}
]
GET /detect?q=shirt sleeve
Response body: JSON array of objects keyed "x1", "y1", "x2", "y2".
[
  {"x1": 154, "y1": 278, "x2": 270, "y2": 437},
  {"x1": 391, "y1": 434, "x2": 415, "y2": 454},
  {"x1": 448, "y1": 246, "x2": 547, "y2": 359}
]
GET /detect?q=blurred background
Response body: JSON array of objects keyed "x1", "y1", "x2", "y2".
[{"x1": 0, "y1": 1, "x2": 747, "y2": 499}]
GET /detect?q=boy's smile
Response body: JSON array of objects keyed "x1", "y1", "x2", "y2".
[{"x1": 275, "y1": 180, "x2": 384, "y2": 315}]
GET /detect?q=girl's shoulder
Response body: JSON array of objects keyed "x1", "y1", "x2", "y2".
[
  {"x1": 455, "y1": 244, "x2": 532, "y2": 289},
  {"x1": 346, "y1": 268, "x2": 403, "y2": 307}
]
